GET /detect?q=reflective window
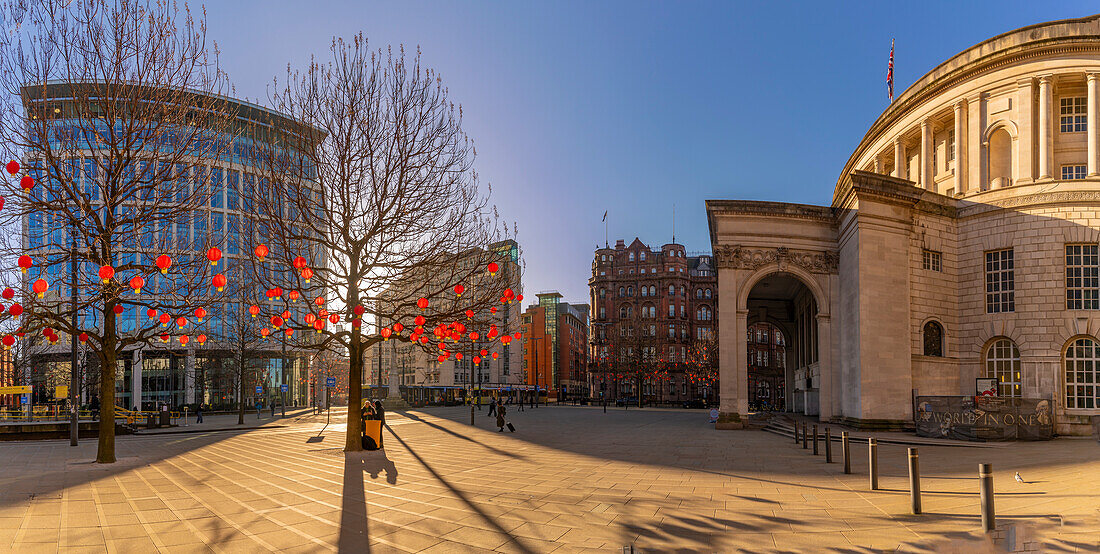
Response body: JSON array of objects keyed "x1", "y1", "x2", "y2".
[
  {"x1": 985, "y1": 338, "x2": 1021, "y2": 397},
  {"x1": 1065, "y1": 337, "x2": 1100, "y2": 409}
]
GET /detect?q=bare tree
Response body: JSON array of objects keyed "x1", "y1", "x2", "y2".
[
  {"x1": 685, "y1": 334, "x2": 719, "y2": 405},
  {"x1": 248, "y1": 35, "x2": 519, "y2": 451},
  {"x1": 0, "y1": 0, "x2": 232, "y2": 462}
]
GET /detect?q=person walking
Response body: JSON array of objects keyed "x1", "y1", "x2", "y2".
[
  {"x1": 517, "y1": 392, "x2": 524, "y2": 412},
  {"x1": 196, "y1": 404, "x2": 204, "y2": 424},
  {"x1": 270, "y1": 400, "x2": 276, "y2": 418},
  {"x1": 496, "y1": 403, "x2": 507, "y2": 432},
  {"x1": 487, "y1": 397, "x2": 496, "y2": 417},
  {"x1": 373, "y1": 400, "x2": 385, "y2": 449}
]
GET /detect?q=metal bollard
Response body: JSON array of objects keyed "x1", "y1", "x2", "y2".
[
  {"x1": 802, "y1": 423, "x2": 808, "y2": 449},
  {"x1": 979, "y1": 463, "x2": 995, "y2": 532},
  {"x1": 868, "y1": 438, "x2": 879, "y2": 490},
  {"x1": 908, "y1": 447, "x2": 921, "y2": 514},
  {"x1": 794, "y1": 421, "x2": 800, "y2": 443},
  {"x1": 825, "y1": 427, "x2": 833, "y2": 463},
  {"x1": 842, "y1": 431, "x2": 851, "y2": 473},
  {"x1": 812, "y1": 424, "x2": 819, "y2": 455}
]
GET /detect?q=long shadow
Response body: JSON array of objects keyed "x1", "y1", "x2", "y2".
[
  {"x1": 385, "y1": 424, "x2": 535, "y2": 554},
  {"x1": 401, "y1": 411, "x2": 528, "y2": 461},
  {"x1": 338, "y1": 452, "x2": 371, "y2": 552}
]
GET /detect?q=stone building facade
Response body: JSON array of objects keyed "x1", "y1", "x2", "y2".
[{"x1": 707, "y1": 14, "x2": 1100, "y2": 435}]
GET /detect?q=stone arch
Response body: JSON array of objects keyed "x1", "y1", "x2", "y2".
[
  {"x1": 920, "y1": 317, "x2": 946, "y2": 357},
  {"x1": 985, "y1": 121, "x2": 1017, "y2": 189},
  {"x1": 736, "y1": 263, "x2": 830, "y2": 316}
]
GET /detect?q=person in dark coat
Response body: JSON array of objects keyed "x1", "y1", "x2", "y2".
[
  {"x1": 487, "y1": 397, "x2": 496, "y2": 417},
  {"x1": 196, "y1": 404, "x2": 203, "y2": 424},
  {"x1": 373, "y1": 400, "x2": 385, "y2": 449},
  {"x1": 496, "y1": 403, "x2": 507, "y2": 432}
]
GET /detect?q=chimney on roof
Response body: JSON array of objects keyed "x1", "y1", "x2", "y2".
[{"x1": 615, "y1": 239, "x2": 625, "y2": 249}]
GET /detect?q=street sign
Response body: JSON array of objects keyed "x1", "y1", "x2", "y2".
[
  {"x1": 55, "y1": 386, "x2": 68, "y2": 398},
  {"x1": 280, "y1": 384, "x2": 288, "y2": 393},
  {"x1": 20, "y1": 395, "x2": 28, "y2": 404},
  {"x1": 0, "y1": 385, "x2": 32, "y2": 394},
  {"x1": 255, "y1": 385, "x2": 263, "y2": 395},
  {"x1": 326, "y1": 377, "x2": 336, "y2": 387}
]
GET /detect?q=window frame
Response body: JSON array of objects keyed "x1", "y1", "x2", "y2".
[
  {"x1": 984, "y1": 338, "x2": 1021, "y2": 398},
  {"x1": 985, "y1": 249, "x2": 1015, "y2": 314}
]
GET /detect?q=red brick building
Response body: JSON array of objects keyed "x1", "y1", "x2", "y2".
[
  {"x1": 747, "y1": 322, "x2": 786, "y2": 411},
  {"x1": 588, "y1": 238, "x2": 718, "y2": 405},
  {"x1": 521, "y1": 292, "x2": 589, "y2": 401}
]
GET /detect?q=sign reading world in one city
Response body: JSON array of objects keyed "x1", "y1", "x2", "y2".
[{"x1": 326, "y1": 377, "x2": 336, "y2": 387}]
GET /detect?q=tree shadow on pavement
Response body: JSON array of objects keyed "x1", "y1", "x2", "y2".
[{"x1": 401, "y1": 411, "x2": 528, "y2": 461}]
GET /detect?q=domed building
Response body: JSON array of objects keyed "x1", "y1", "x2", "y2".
[{"x1": 707, "y1": 14, "x2": 1100, "y2": 435}]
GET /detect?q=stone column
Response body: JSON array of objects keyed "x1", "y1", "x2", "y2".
[
  {"x1": 968, "y1": 95, "x2": 984, "y2": 191},
  {"x1": 1016, "y1": 79, "x2": 1035, "y2": 183},
  {"x1": 733, "y1": 308, "x2": 749, "y2": 416},
  {"x1": 184, "y1": 348, "x2": 195, "y2": 404},
  {"x1": 920, "y1": 119, "x2": 934, "y2": 191},
  {"x1": 816, "y1": 312, "x2": 833, "y2": 421},
  {"x1": 873, "y1": 153, "x2": 882, "y2": 174},
  {"x1": 893, "y1": 137, "x2": 906, "y2": 179},
  {"x1": 1038, "y1": 75, "x2": 1053, "y2": 179},
  {"x1": 954, "y1": 101, "x2": 967, "y2": 194},
  {"x1": 1089, "y1": 73, "x2": 1099, "y2": 176},
  {"x1": 132, "y1": 349, "x2": 143, "y2": 410}
]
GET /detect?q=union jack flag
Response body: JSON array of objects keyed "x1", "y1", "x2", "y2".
[{"x1": 887, "y1": 38, "x2": 895, "y2": 102}]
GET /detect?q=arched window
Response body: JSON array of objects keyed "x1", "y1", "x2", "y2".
[
  {"x1": 984, "y1": 338, "x2": 1021, "y2": 397},
  {"x1": 618, "y1": 287, "x2": 624, "y2": 297},
  {"x1": 705, "y1": 288, "x2": 712, "y2": 299},
  {"x1": 1066, "y1": 337, "x2": 1100, "y2": 409},
  {"x1": 599, "y1": 288, "x2": 605, "y2": 298},
  {"x1": 640, "y1": 286, "x2": 647, "y2": 297},
  {"x1": 627, "y1": 286, "x2": 633, "y2": 296},
  {"x1": 922, "y1": 321, "x2": 943, "y2": 357},
  {"x1": 619, "y1": 306, "x2": 627, "y2": 319},
  {"x1": 988, "y1": 127, "x2": 1013, "y2": 189},
  {"x1": 679, "y1": 286, "x2": 685, "y2": 297}
]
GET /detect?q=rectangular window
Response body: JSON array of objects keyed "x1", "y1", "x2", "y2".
[
  {"x1": 1066, "y1": 244, "x2": 1100, "y2": 310},
  {"x1": 985, "y1": 249, "x2": 1015, "y2": 313},
  {"x1": 1061, "y1": 165, "x2": 1087, "y2": 180},
  {"x1": 948, "y1": 130, "x2": 955, "y2": 162},
  {"x1": 1060, "y1": 97, "x2": 1087, "y2": 132},
  {"x1": 922, "y1": 249, "x2": 942, "y2": 272}
]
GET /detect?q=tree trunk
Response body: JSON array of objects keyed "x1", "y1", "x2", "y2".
[
  {"x1": 237, "y1": 351, "x2": 245, "y2": 425},
  {"x1": 96, "y1": 309, "x2": 117, "y2": 464},
  {"x1": 345, "y1": 333, "x2": 363, "y2": 452}
]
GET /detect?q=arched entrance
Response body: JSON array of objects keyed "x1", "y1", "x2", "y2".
[
  {"x1": 746, "y1": 322, "x2": 785, "y2": 411},
  {"x1": 745, "y1": 273, "x2": 819, "y2": 415}
]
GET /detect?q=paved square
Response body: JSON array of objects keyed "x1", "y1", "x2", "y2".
[{"x1": 0, "y1": 406, "x2": 1097, "y2": 552}]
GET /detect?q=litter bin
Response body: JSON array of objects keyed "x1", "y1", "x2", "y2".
[
  {"x1": 160, "y1": 410, "x2": 170, "y2": 426},
  {"x1": 362, "y1": 419, "x2": 382, "y2": 450},
  {"x1": 147, "y1": 414, "x2": 158, "y2": 428}
]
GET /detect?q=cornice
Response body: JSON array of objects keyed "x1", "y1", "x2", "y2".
[
  {"x1": 959, "y1": 189, "x2": 1100, "y2": 217},
  {"x1": 713, "y1": 245, "x2": 839, "y2": 275}
]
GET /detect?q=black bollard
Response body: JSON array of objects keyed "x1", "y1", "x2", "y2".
[
  {"x1": 868, "y1": 438, "x2": 879, "y2": 490},
  {"x1": 802, "y1": 423, "x2": 808, "y2": 449},
  {"x1": 908, "y1": 447, "x2": 921, "y2": 514},
  {"x1": 812, "y1": 424, "x2": 819, "y2": 455},
  {"x1": 979, "y1": 463, "x2": 995, "y2": 532},
  {"x1": 794, "y1": 421, "x2": 800, "y2": 443},
  {"x1": 825, "y1": 427, "x2": 833, "y2": 463},
  {"x1": 842, "y1": 431, "x2": 851, "y2": 474}
]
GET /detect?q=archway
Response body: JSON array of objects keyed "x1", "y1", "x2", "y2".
[
  {"x1": 745, "y1": 273, "x2": 819, "y2": 415},
  {"x1": 746, "y1": 322, "x2": 785, "y2": 411}
]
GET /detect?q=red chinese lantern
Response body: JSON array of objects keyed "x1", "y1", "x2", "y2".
[
  {"x1": 98, "y1": 265, "x2": 115, "y2": 283},
  {"x1": 319, "y1": 309, "x2": 328, "y2": 317},
  {"x1": 314, "y1": 320, "x2": 324, "y2": 333},
  {"x1": 1, "y1": 288, "x2": 11, "y2": 300},
  {"x1": 159, "y1": 313, "x2": 171, "y2": 326},
  {"x1": 473, "y1": 356, "x2": 481, "y2": 364},
  {"x1": 113, "y1": 305, "x2": 124, "y2": 315},
  {"x1": 329, "y1": 314, "x2": 340, "y2": 324},
  {"x1": 160, "y1": 334, "x2": 169, "y2": 343},
  {"x1": 487, "y1": 262, "x2": 499, "y2": 276},
  {"x1": 353, "y1": 305, "x2": 365, "y2": 316},
  {"x1": 454, "y1": 322, "x2": 466, "y2": 334},
  {"x1": 491, "y1": 352, "x2": 499, "y2": 359},
  {"x1": 273, "y1": 287, "x2": 283, "y2": 300},
  {"x1": 417, "y1": 298, "x2": 429, "y2": 310},
  {"x1": 176, "y1": 316, "x2": 188, "y2": 329},
  {"x1": 381, "y1": 327, "x2": 392, "y2": 341},
  {"x1": 285, "y1": 328, "x2": 294, "y2": 337},
  {"x1": 5, "y1": 160, "x2": 19, "y2": 175},
  {"x1": 206, "y1": 247, "x2": 222, "y2": 266},
  {"x1": 470, "y1": 332, "x2": 480, "y2": 341},
  {"x1": 289, "y1": 290, "x2": 300, "y2": 302},
  {"x1": 261, "y1": 328, "x2": 270, "y2": 338},
  {"x1": 454, "y1": 284, "x2": 464, "y2": 297},
  {"x1": 78, "y1": 332, "x2": 88, "y2": 344},
  {"x1": 514, "y1": 332, "x2": 522, "y2": 339},
  {"x1": 414, "y1": 315, "x2": 425, "y2": 326},
  {"x1": 195, "y1": 307, "x2": 207, "y2": 322},
  {"x1": 300, "y1": 267, "x2": 313, "y2": 283},
  {"x1": 437, "y1": 354, "x2": 447, "y2": 362},
  {"x1": 197, "y1": 334, "x2": 207, "y2": 345},
  {"x1": 315, "y1": 296, "x2": 324, "y2": 306},
  {"x1": 179, "y1": 335, "x2": 190, "y2": 346},
  {"x1": 249, "y1": 305, "x2": 260, "y2": 317},
  {"x1": 17, "y1": 255, "x2": 32, "y2": 273},
  {"x1": 2, "y1": 335, "x2": 14, "y2": 349},
  {"x1": 516, "y1": 294, "x2": 523, "y2": 302},
  {"x1": 281, "y1": 310, "x2": 290, "y2": 320},
  {"x1": 304, "y1": 313, "x2": 317, "y2": 325},
  {"x1": 420, "y1": 336, "x2": 429, "y2": 345},
  {"x1": 254, "y1": 244, "x2": 268, "y2": 261},
  {"x1": 480, "y1": 349, "x2": 488, "y2": 356},
  {"x1": 129, "y1": 275, "x2": 145, "y2": 294},
  {"x1": 156, "y1": 255, "x2": 172, "y2": 274},
  {"x1": 147, "y1": 308, "x2": 158, "y2": 320},
  {"x1": 20, "y1": 175, "x2": 34, "y2": 192},
  {"x1": 455, "y1": 353, "x2": 464, "y2": 361},
  {"x1": 393, "y1": 322, "x2": 404, "y2": 334},
  {"x1": 8, "y1": 304, "x2": 22, "y2": 317},
  {"x1": 501, "y1": 336, "x2": 512, "y2": 345},
  {"x1": 32, "y1": 279, "x2": 48, "y2": 298},
  {"x1": 293, "y1": 256, "x2": 307, "y2": 269},
  {"x1": 504, "y1": 288, "x2": 515, "y2": 301},
  {"x1": 271, "y1": 315, "x2": 283, "y2": 328},
  {"x1": 490, "y1": 307, "x2": 497, "y2": 314},
  {"x1": 212, "y1": 273, "x2": 227, "y2": 291},
  {"x1": 465, "y1": 309, "x2": 474, "y2": 319}
]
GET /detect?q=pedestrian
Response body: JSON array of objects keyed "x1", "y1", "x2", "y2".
[
  {"x1": 487, "y1": 397, "x2": 496, "y2": 417},
  {"x1": 517, "y1": 393, "x2": 524, "y2": 412},
  {"x1": 496, "y1": 403, "x2": 507, "y2": 432},
  {"x1": 270, "y1": 400, "x2": 276, "y2": 418},
  {"x1": 373, "y1": 400, "x2": 385, "y2": 449},
  {"x1": 90, "y1": 395, "x2": 100, "y2": 421},
  {"x1": 255, "y1": 400, "x2": 261, "y2": 418},
  {"x1": 196, "y1": 404, "x2": 204, "y2": 424}
]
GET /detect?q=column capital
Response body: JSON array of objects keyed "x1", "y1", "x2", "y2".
[
  {"x1": 1089, "y1": 72, "x2": 1100, "y2": 82},
  {"x1": 954, "y1": 99, "x2": 967, "y2": 111},
  {"x1": 920, "y1": 118, "x2": 931, "y2": 130},
  {"x1": 1038, "y1": 74, "x2": 1054, "y2": 85}
]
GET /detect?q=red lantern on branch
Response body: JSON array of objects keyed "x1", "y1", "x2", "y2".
[
  {"x1": 8, "y1": 304, "x2": 22, "y2": 317},
  {"x1": 159, "y1": 313, "x2": 171, "y2": 327},
  {"x1": 465, "y1": 309, "x2": 474, "y2": 319},
  {"x1": 469, "y1": 332, "x2": 480, "y2": 341},
  {"x1": 455, "y1": 353, "x2": 464, "y2": 361},
  {"x1": 417, "y1": 297, "x2": 429, "y2": 310},
  {"x1": 381, "y1": 328, "x2": 392, "y2": 341},
  {"x1": 2, "y1": 335, "x2": 15, "y2": 349},
  {"x1": 197, "y1": 334, "x2": 207, "y2": 345},
  {"x1": 78, "y1": 332, "x2": 89, "y2": 344},
  {"x1": 1, "y1": 288, "x2": 12, "y2": 300},
  {"x1": 281, "y1": 310, "x2": 290, "y2": 320},
  {"x1": 491, "y1": 352, "x2": 499, "y2": 359},
  {"x1": 480, "y1": 349, "x2": 488, "y2": 357},
  {"x1": 270, "y1": 316, "x2": 283, "y2": 328},
  {"x1": 329, "y1": 314, "x2": 340, "y2": 325},
  {"x1": 288, "y1": 290, "x2": 300, "y2": 302},
  {"x1": 179, "y1": 335, "x2": 190, "y2": 346},
  {"x1": 504, "y1": 288, "x2": 515, "y2": 302},
  {"x1": 473, "y1": 356, "x2": 481, "y2": 364},
  {"x1": 98, "y1": 265, "x2": 115, "y2": 283},
  {"x1": 414, "y1": 315, "x2": 425, "y2": 326},
  {"x1": 160, "y1": 334, "x2": 169, "y2": 343},
  {"x1": 454, "y1": 284, "x2": 464, "y2": 297},
  {"x1": 147, "y1": 308, "x2": 158, "y2": 320},
  {"x1": 32, "y1": 279, "x2": 47, "y2": 298},
  {"x1": 516, "y1": 294, "x2": 523, "y2": 303},
  {"x1": 285, "y1": 328, "x2": 294, "y2": 337},
  {"x1": 113, "y1": 305, "x2": 124, "y2": 315},
  {"x1": 195, "y1": 307, "x2": 207, "y2": 322},
  {"x1": 487, "y1": 262, "x2": 499, "y2": 276},
  {"x1": 156, "y1": 255, "x2": 172, "y2": 274},
  {"x1": 206, "y1": 247, "x2": 222, "y2": 266},
  {"x1": 490, "y1": 307, "x2": 497, "y2": 314},
  {"x1": 393, "y1": 322, "x2": 404, "y2": 334},
  {"x1": 514, "y1": 332, "x2": 522, "y2": 339},
  {"x1": 353, "y1": 305, "x2": 365, "y2": 317},
  {"x1": 261, "y1": 328, "x2": 270, "y2": 338},
  {"x1": 211, "y1": 273, "x2": 227, "y2": 291},
  {"x1": 293, "y1": 256, "x2": 307, "y2": 269},
  {"x1": 304, "y1": 313, "x2": 317, "y2": 325},
  {"x1": 176, "y1": 316, "x2": 188, "y2": 329},
  {"x1": 249, "y1": 305, "x2": 260, "y2": 317},
  {"x1": 5, "y1": 160, "x2": 18, "y2": 174},
  {"x1": 314, "y1": 320, "x2": 324, "y2": 333},
  {"x1": 254, "y1": 244, "x2": 268, "y2": 261},
  {"x1": 129, "y1": 275, "x2": 145, "y2": 294},
  {"x1": 300, "y1": 267, "x2": 313, "y2": 283},
  {"x1": 20, "y1": 175, "x2": 34, "y2": 192},
  {"x1": 18, "y1": 255, "x2": 32, "y2": 273},
  {"x1": 315, "y1": 296, "x2": 324, "y2": 306}
]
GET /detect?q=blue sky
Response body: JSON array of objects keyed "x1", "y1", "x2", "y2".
[{"x1": 207, "y1": 1, "x2": 1096, "y2": 304}]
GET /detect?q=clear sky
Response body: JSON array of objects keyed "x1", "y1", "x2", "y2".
[{"x1": 206, "y1": 1, "x2": 1096, "y2": 304}]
